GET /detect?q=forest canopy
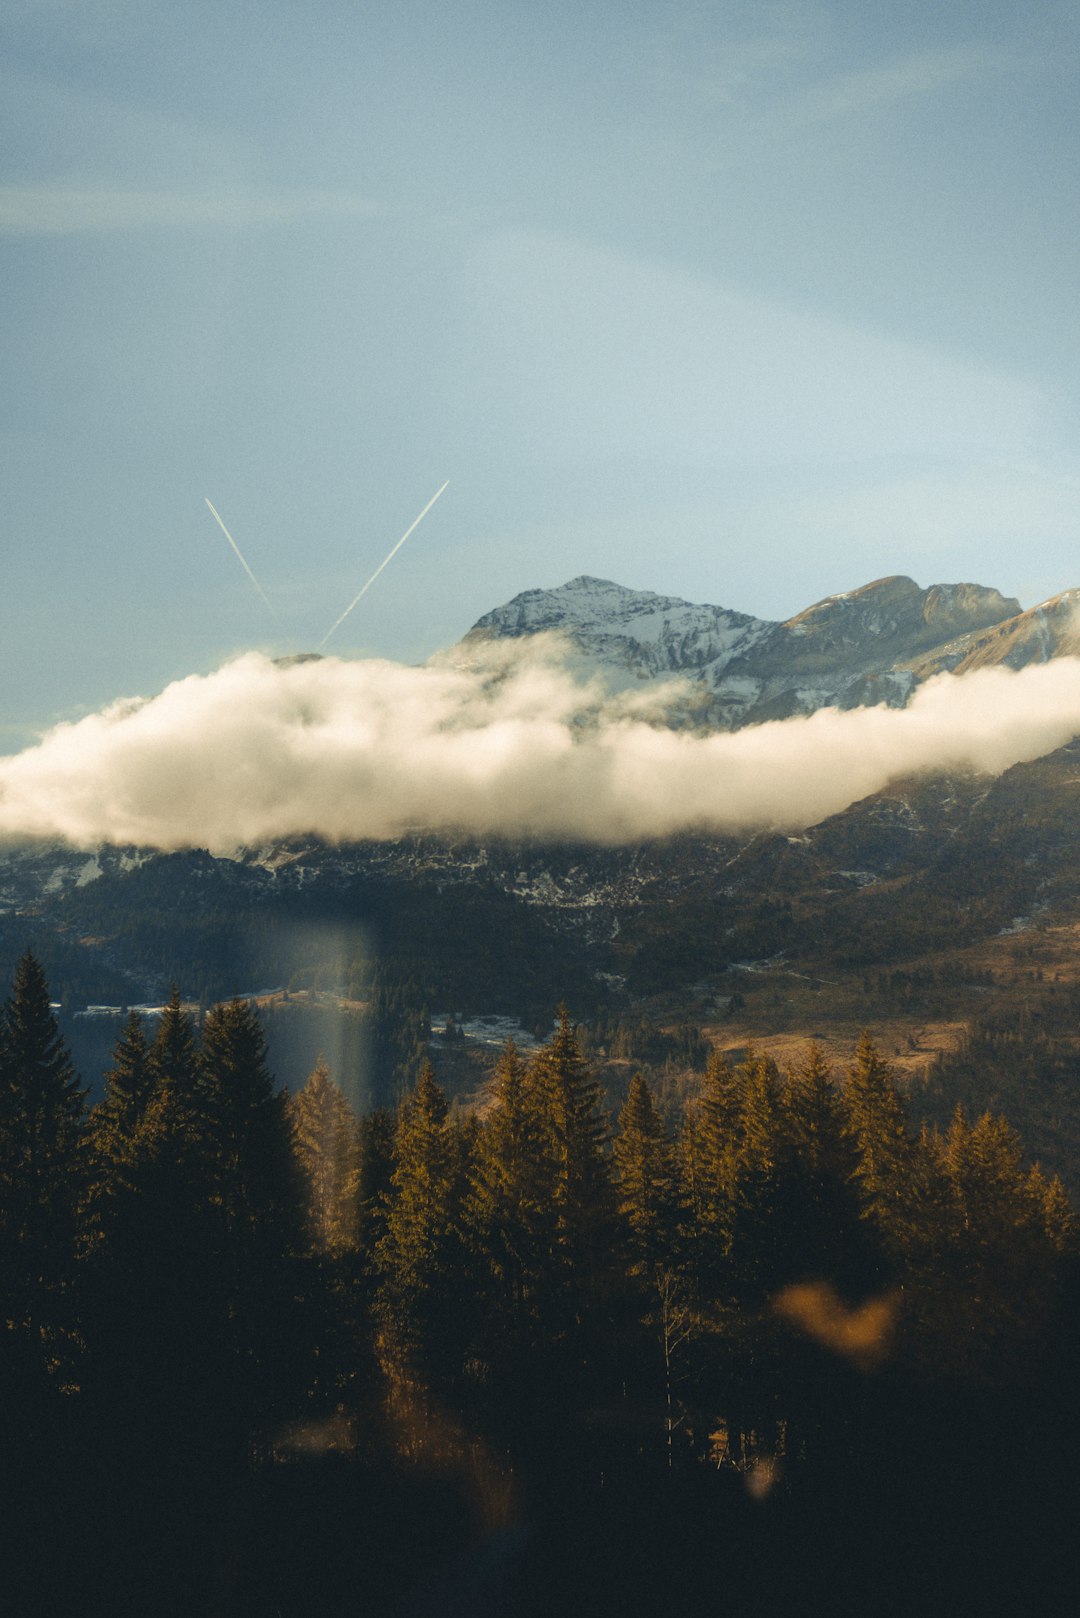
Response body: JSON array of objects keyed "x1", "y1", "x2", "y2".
[{"x1": 2, "y1": 951, "x2": 1078, "y2": 1617}]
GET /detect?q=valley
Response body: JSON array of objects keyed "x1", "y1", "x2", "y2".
[{"x1": 4, "y1": 563, "x2": 1080, "y2": 1187}]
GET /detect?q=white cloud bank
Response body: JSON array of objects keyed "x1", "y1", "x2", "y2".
[{"x1": 2, "y1": 640, "x2": 1080, "y2": 854}]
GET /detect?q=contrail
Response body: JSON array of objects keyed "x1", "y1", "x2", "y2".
[
  {"x1": 319, "y1": 481, "x2": 449, "y2": 651},
  {"x1": 205, "y1": 499, "x2": 279, "y2": 622}
]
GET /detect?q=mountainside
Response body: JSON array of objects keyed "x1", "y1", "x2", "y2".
[
  {"x1": 463, "y1": 573, "x2": 1027, "y2": 725},
  {"x1": 5, "y1": 567, "x2": 1080, "y2": 1179},
  {"x1": 903, "y1": 587, "x2": 1080, "y2": 680}
]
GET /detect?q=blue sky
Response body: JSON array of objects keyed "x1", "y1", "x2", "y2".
[{"x1": 2, "y1": 0, "x2": 1077, "y2": 746}]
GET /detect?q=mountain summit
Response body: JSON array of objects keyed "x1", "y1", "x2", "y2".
[{"x1": 463, "y1": 573, "x2": 1027, "y2": 726}]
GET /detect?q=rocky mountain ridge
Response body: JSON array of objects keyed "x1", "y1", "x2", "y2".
[
  {"x1": 463, "y1": 572, "x2": 1060, "y2": 726},
  {"x1": 4, "y1": 567, "x2": 1080, "y2": 1052}
]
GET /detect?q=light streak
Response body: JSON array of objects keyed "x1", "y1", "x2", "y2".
[
  {"x1": 204, "y1": 499, "x2": 279, "y2": 621},
  {"x1": 319, "y1": 481, "x2": 448, "y2": 651}
]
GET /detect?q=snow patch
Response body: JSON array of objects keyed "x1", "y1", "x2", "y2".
[{"x1": 432, "y1": 1012, "x2": 548, "y2": 1051}]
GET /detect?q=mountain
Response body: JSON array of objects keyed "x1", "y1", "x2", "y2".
[
  {"x1": 6, "y1": 567, "x2": 1080, "y2": 1182},
  {"x1": 904, "y1": 587, "x2": 1080, "y2": 680},
  {"x1": 463, "y1": 573, "x2": 1025, "y2": 725}
]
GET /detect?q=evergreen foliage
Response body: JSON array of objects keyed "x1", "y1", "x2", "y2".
[
  {"x1": 291, "y1": 1055, "x2": 361, "y2": 1256},
  {"x1": 3, "y1": 952, "x2": 1080, "y2": 1617},
  {"x1": 200, "y1": 997, "x2": 297, "y2": 1241},
  {"x1": 0, "y1": 950, "x2": 85, "y2": 1358},
  {"x1": 470, "y1": 1039, "x2": 549, "y2": 1308},
  {"x1": 681, "y1": 1047, "x2": 739, "y2": 1259},
  {"x1": 842, "y1": 1032, "x2": 914, "y2": 1254},
  {"x1": 90, "y1": 1010, "x2": 155, "y2": 1165},
  {"x1": 614, "y1": 1072, "x2": 676, "y2": 1274},
  {"x1": 528, "y1": 1004, "x2": 611, "y2": 1285},
  {"x1": 375, "y1": 1060, "x2": 469, "y2": 1393}
]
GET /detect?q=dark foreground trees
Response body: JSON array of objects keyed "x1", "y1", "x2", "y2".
[
  {"x1": 0, "y1": 952, "x2": 85, "y2": 1354},
  {"x1": 2, "y1": 955, "x2": 1079, "y2": 1616}
]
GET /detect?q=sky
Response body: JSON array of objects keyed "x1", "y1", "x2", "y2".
[{"x1": 3, "y1": 0, "x2": 1078, "y2": 750}]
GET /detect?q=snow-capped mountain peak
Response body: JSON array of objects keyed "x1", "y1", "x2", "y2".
[
  {"x1": 462, "y1": 575, "x2": 771, "y2": 686},
  {"x1": 461, "y1": 572, "x2": 1027, "y2": 727}
]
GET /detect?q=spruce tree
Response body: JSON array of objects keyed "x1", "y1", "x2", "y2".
[
  {"x1": 777, "y1": 1044, "x2": 867, "y2": 1289},
  {"x1": 82, "y1": 1012, "x2": 216, "y2": 1481},
  {"x1": 287, "y1": 1057, "x2": 367, "y2": 1414},
  {"x1": 471, "y1": 1039, "x2": 549, "y2": 1310},
  {"x1": 735, "y1": 1048, "x2": 783, "y2": 1177},
  {"x1": 130, "y1": 988, "x2": 205, "y2": 1205},
  {"x1": 681, "y1": 1049, "x2": 739, "y2": 1268},
  {"x1": 842, "y1": 1032, "x2": 914, "y2": 1253},
  {"x1": 119, "y1": 985, "x2": 210, "y2": 1227},
  {"x1": 89, "y1": 1011, "x2": 155, "y2": 1174},
  {"x1": 83, "y1": 1009, "x2": 158, "y2": 1268},
  {"x1": 291, "y1": 1055, "x2": 361, "y2": 1257},
  {"x1": 528, "y1": 1005, "x2": 611, "y2": 1288},
  {"x1": 376, "y1": 1060, "x2": 467, "y2": 1395},
  {"x1": 613, "y1": 1072, "x2": 689, "y2": 1461},
  {"x1": 356, "y1": 1106, "x2": 396, "y2": 1254},
  {"x1": 939, "y1": 1107, "x2": 1032, "y2": 1242},
  {"x1": 912, "y1": 1105, "x2": 1064, "y2": 1382},
  {"x1": 516, "y1": 1006, "x2": 619, "y2": 1450},
  {"x1": 0, "y1": 951, "x2": 86, "y2": 1354},
  {"x1": 726, "y1": 1048, "x2": 787, "y2": 1298},
  {"x1": 1036, "y1": 1170, "x2": 1077, "y2": 1254},
  {"x1": 150, "y1": 985, "x2": 202, "y2": 1105},
  {"x1": 614, "y1": 1073, "x2": 676, "y2": 1275},
  {"x1": 783, "y1": 1044, "x2": 847, "y2": 1179},
  {"x1": 197, "y1": 999, "x2": 301, "y2": 1445},
  {"x1": 200, "y1": 999, "x2": 294, "y2": 1229}
]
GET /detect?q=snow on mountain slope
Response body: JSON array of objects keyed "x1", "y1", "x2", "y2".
[
  {"x1": 463, "y1": 575, "x2": 773, "y2": 683},
  {"x1": 462, "y1": 573, "x2": 1025, "y2": 726}
]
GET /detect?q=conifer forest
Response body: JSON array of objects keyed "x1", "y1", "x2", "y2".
[{"x1": 4, "y1": 950, "x2": 1080, "y2": 1616}]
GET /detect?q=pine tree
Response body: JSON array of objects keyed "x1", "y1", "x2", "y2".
[
  {"x1": 614, "y1": 1073, "x2": 676, "y2": 1275},
  {"x1": 291, "y1": 1055, "x2": 361, "y2": 1257},
  {"x1": 528, "y1": 1005, "x2": 611, "y2": 1287},
  {"x1": 81, "y1": 1016, "x2": 218, "y2": 1467},
  {"x1": 937, "y1": 1108, "x2": 1048, "y2": 1256},
  {"x1": 0, "y1": 951, "x2": 86, "y2": 1355},
  {"x1": 471, "y1": 1040, "x2": 549, "y2": 1307},
  {"x1": 911, "y1": 1105, "x2": 1064, "y2": 1382},
  {"x1": 941, "y1": 1108, "x2": 1016, "y2": 1235},
  {"x1": 1036, "y1": 1170, "x2": 1077, "y2": 1254},
  {"x1": 286, "y1": 1057, "x2": 367, "y2": 1417},
  {"x1": 113, "y1": 985, "x2": 208, "y2": 1220},
  {"x1": 356, "y1": 1106, "x2": 396, "y2": 1254},
  {"x1": 199, "y1": 998, "x2": 298, "y2": 1251},
  {"x1": 368, "y1": 975, "x2": 431, "y2": 1104},
  {"x1": 681, "y1": 1049, "x2": 739, "y2": 1260},
  {"x1": 124, "y1": 988, "x2": 205, "y2": 1204},
  {"x1": 698, "y1": 1048, "x2": 740, "y2": 1151},
  {"x1": 783, "y1": 1044, "x2": 848, "y2": 1179},
  {"x1": 776, "y1": 1044, "x2": 867, "y2": 1289},
  {"x1": 179, "y1": 1000, "x2": 300, "y2": 1452},
  {"x1": 842, "y1": 1032, "x2": 914, "y2": 1252},
  {"x1": 376, "y1": 1060, "x2": 467, "y2": 1394},
  {"x1": 725, "y1": 1048, "x2": 787, "y2": 1298},
  {"x1": 82, "y1": 1010, "x2": 158, "y2": 1268},
  {"x1": 735, "y1": 1048, "x2": 782, "y2": 1177},
  {"x1": 613, "y1": 1072, "x2": 692, "y2": 1463},
  {"x1": 150, "y1": 985, "x2": 202, "y2": 1105},
  {"x1": 89, "y1": 1011, "x2": 155, "y2": 1173}
]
